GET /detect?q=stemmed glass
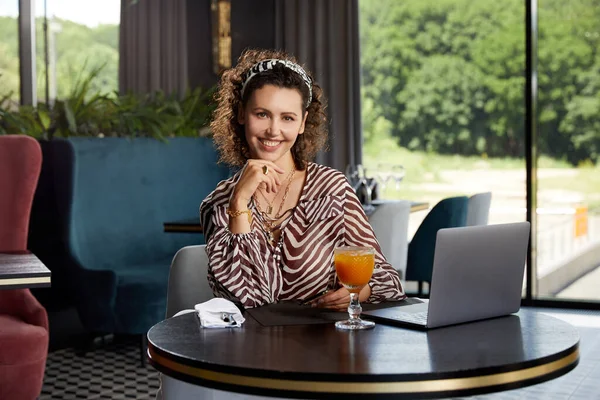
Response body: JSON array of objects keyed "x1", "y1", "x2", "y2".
[
  {"x1": 334, "y1": 246, "x2": 376, "y2": 330},
  {"x1": 375, "y1": 164, "x2": 392, "y2": 198},
  {"x1": 344, "y1": 164, "x2": 362, "y2": 189},
  {"x1": 392, "y1": 164, "x2": 406, "y2": 190}
]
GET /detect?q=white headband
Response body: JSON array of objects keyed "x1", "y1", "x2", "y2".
[{"x1": 240, "y1": 59, "x2": 313, "y2": 107}]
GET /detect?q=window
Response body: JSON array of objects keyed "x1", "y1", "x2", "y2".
[
  {"x1": 536, "y1": 0, "x2": 600, "y2": 302},
  {"x1": 34, "y1": 0, "x2": 120, "y2": 103},
  {"x1": 359, "y1": 0, "x2": 526, "y2": 233},
  {"x1": 0, "y1": 0, "x2": 20, "y2": 103},
  {"x1": 359, "y1": 0, "x2": 600, "y2": 303}
]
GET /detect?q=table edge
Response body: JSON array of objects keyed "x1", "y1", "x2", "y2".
[
  {"x1": 148, "y1": 339, "x2": 579, "y2": 397},
  {"x1": 409, "y1": 202, "x2": 429, "y2": 212},
  {"x1": 163, "y1": 223, "x2": 204, "y2": 233},
  {"x1": 0, "y1": 276, "x2": 51, "y2": 289}
]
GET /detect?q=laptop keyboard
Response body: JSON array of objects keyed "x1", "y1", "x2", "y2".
[{"x1": 394, "y1": 311, "x2": 428, "y2": 325}]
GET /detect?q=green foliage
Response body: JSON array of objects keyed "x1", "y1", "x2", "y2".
[
  {"x1": 0, "y1": 15, "x2": 215, "y2": 140},
  {"x1": 360, "y1": 0, "x2": 600, "y2": 165},
  {"x1": 397, "y1": 55, "x2": 488, "y2": 154},
  {"x1": 0, "y1": 16, "x2": 119, "y2": 102},
  {"x1": 0, "y1": 67, "x2": 216, "y2": 140},
  {"x1": 0, "y1": 17, "x2": 20, "y2": 97}
]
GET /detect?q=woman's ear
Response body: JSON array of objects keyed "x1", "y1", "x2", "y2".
[{"x1": 298, "y1": 111, "x2": 308, "y2": 134}]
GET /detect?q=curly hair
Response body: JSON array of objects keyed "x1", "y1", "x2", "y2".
[{"x1": 210, "y1": 48, "x2": 328, "y2": 171}]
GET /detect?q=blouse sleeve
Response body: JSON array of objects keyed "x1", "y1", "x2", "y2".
[
  {"x1": 200, "y1": 197, "x2": 282, "y2": 308},
  {"x1": 342, "y1": 182, "x2": 406, "y2": 303}
]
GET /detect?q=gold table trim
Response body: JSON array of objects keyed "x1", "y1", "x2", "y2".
[
  {"x1": 409, "y1": 202, "x2": 430, "y2": 213},
  {"x1": 0, "y1": 276, "x2": 51, "y2": 288},
  {"x1": 148, "y1": 345, "x2": 578, "y2": 394}
]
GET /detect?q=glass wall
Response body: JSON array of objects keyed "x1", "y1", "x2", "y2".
[
  {"x1": 359, "y1": 0, "x2": 527, "y2": 292},
  {"x1": 30, "y1": 0, "x2": 121, "y2": 102},
  {"x1": 359, "y1": 0, "x2": 600, "y2": 304},
  {"x1": 536, "y1": 0, "x2": 600, "y2": 302},
  {"x1": 0, "y1": 0, "x2": 119, "y2": 105},
  {"x1": 34, "y1": 0, "x2": 120, "y2": 103},
  {"x1": 0, "y1": 0, "x2": 20, "y2": 103}
]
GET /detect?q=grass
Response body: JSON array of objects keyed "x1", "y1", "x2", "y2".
[
  {"x1": 539, "y1": 167, "x2": 600, "y2": 211},
  {"x1": 362, "y1": 136, "x2": 600, "y2": 211},
  {"x1": 363, "y1": 135, "x2": 567, "y2": 182}
]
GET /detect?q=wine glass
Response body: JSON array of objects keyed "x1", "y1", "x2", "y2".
[
  {"x1": 375, "y1": 164, "x2": 392, "y2": 194},
  {"x1": 334, "y1": 246, "x2": 376, "y2": 330},
  {"x1": 392, "y1": 164, "x2": 406, "y2": 191}
]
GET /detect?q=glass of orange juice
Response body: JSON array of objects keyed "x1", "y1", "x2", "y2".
[{"x1": 334, "y1": 246, "x2": 376, "y2": 330}]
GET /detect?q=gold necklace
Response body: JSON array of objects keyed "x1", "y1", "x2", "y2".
[
  {"x1": 256, "y1": 184, "x2": 279, "y2": 216},
  {"x1": 256, "y1": 168, "x2": 295, "y2": 217},
  {"x1": 254, "y1": 169, "x2": 296, "y2": 245}
]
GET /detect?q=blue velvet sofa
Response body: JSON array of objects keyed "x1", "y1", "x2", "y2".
[{"x1": 28, "y1": 137, "x2": 229, "y2": 335}]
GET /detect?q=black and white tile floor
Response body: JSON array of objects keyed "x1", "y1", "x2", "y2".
[
  {"x1": 41, "y1": 338, "x2": 159, "y2": 400},
  {"x1": 40, "y1": 308, "x2": 600, "y2": 400}
]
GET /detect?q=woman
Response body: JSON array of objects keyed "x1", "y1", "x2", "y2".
[
  {"x1": 157, "y1": 48, "x2": 406, "y2": 400},
  {"x1": 200, "y1": 48, "x2": 406, "y2": 310}
]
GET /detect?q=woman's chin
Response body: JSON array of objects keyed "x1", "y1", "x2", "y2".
[{"x1": 252, "y1": 147, "x2": 291, "y2": 163}]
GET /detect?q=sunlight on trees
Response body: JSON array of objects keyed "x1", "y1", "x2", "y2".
[
  {"x1": 360, "y1": 0, "x2": 600, "y2": 165},
  {"x1": 0, "y1": 16, "x2": 118, "y2": 103}
]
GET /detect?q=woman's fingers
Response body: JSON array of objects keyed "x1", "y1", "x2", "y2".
[
  {"x1": 314, "y1": 288, "x2": 350, "y2": 308},
  {"x1": 261, "y1": 162, "x2": 284, "y2": 191},
  {"x1": 250, "y1": 161, "x2": 284, "y2": 193},
  {"x1": 261, "y1": 174, "x2": 280, "y2": 194},
  {"x1": 263, "y1": 161, "x2": 285, "y2": 175},
  {"x1": 250, "y1": 160, "x2": 285, "y2": 176},
  {"x1": 233, "y1": 159, "x2": 289, "y2": 202}
]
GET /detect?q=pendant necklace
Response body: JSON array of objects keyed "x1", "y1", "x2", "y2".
[{"x1": 254, "y1": 168, "x2": 296, "y2": 245}]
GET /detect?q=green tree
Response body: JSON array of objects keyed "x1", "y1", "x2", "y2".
[
  {"x1": 537, "y1": 0, "x2": 600, "y2": 162},
  {"x1": 360, "y1": 0, "x2": 600, "y2": 164},
  {"x1": 0, "y1": 17, "x2": 20, "y2": 101},
  {"x1": 397, "y1": 55, "x2": 488, "y2": 155},
  {"x1": 0, "y1": 16, "x2": 119, "y2": 103},
  {"x1": 559, "y1": 53, "x2": 600, "y2": 164}
]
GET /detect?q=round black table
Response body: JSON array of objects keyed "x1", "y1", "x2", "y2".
[{"x1": 147, "y1": 309, "x2": 579, "y2": 399}]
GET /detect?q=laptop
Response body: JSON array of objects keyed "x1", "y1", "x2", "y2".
[{"x1": 362, "y1": 221, "x2": 531, "y2": 330}]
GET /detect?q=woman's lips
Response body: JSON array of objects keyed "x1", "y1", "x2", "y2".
[{"x1": 259, "y1": 139, "x2": 283, "y2": 151}]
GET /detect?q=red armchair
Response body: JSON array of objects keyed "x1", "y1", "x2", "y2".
[{"x1": 0, "y1": 135, "x2": 49, "y2": 400}]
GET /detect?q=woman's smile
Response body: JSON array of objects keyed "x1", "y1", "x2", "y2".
[{"x1": 258, "y1": 138, "x2": 283, "y2": 151}]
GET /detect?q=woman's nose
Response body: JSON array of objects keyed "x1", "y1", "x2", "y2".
[{"x1": 266, "y1": 119, "x2": 280, "y2": 136}]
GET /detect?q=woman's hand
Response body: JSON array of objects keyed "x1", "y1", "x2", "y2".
[
  {"x1": 229, "y1": 160, "x2": 285, "y2": 210},
  {"x1": 312, "y1": 285, "x2": 372, "y2": 311}
]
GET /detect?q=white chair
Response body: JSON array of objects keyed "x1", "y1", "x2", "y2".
[
  {"x1": 368, "y1": 200, "x2": 412, "y2": 280},
  {"x1": 160, "y1": 245, "x2": 291, "y2": 400},
  {"x1": 165, "y1": 244, "x2": 214, "y2": 318},
  {"x1": 466, "y1": 192, "x2": 492, "y2": 226}
]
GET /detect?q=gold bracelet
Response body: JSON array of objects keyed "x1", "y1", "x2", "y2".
[{"x1": 226, "y1": 209, "x2": 252, "y2": 224}]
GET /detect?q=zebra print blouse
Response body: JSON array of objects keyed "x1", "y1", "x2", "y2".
[{"x1": 199, "y1": 162, "x2": 406, "y2": 308}]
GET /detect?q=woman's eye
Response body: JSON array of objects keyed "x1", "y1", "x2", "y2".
[
  {"x1": 283, "y1": 116, "x2": 294, "y2": 121},
  {"x1": 256, "y1": 112, "x2": 267, "y2": 118}
]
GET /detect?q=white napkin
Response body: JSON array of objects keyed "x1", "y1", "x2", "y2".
[{"x1": 195, "y1": 298, "x2": 245, "y2": 328}]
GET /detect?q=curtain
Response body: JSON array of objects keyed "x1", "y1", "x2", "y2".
[
  {"x1": 275, "y1": 0, "x2": 363, "y2": 172},
  {"x1": 119, "y1": 0, "x2": 189, "y2": 95}
]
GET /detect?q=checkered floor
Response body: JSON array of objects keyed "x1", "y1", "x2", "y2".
[{"x1": 41, "y1": 339, "x2": 159, "y2": 400}]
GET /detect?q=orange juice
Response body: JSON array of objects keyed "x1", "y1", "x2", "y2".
[{"x1": 334, "y1": 247, "x2": 375, "y2": 293}]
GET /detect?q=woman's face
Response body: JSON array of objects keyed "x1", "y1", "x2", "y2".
[{"x1": 239, "y1": 84, "x2": 307, "y2": 167}]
